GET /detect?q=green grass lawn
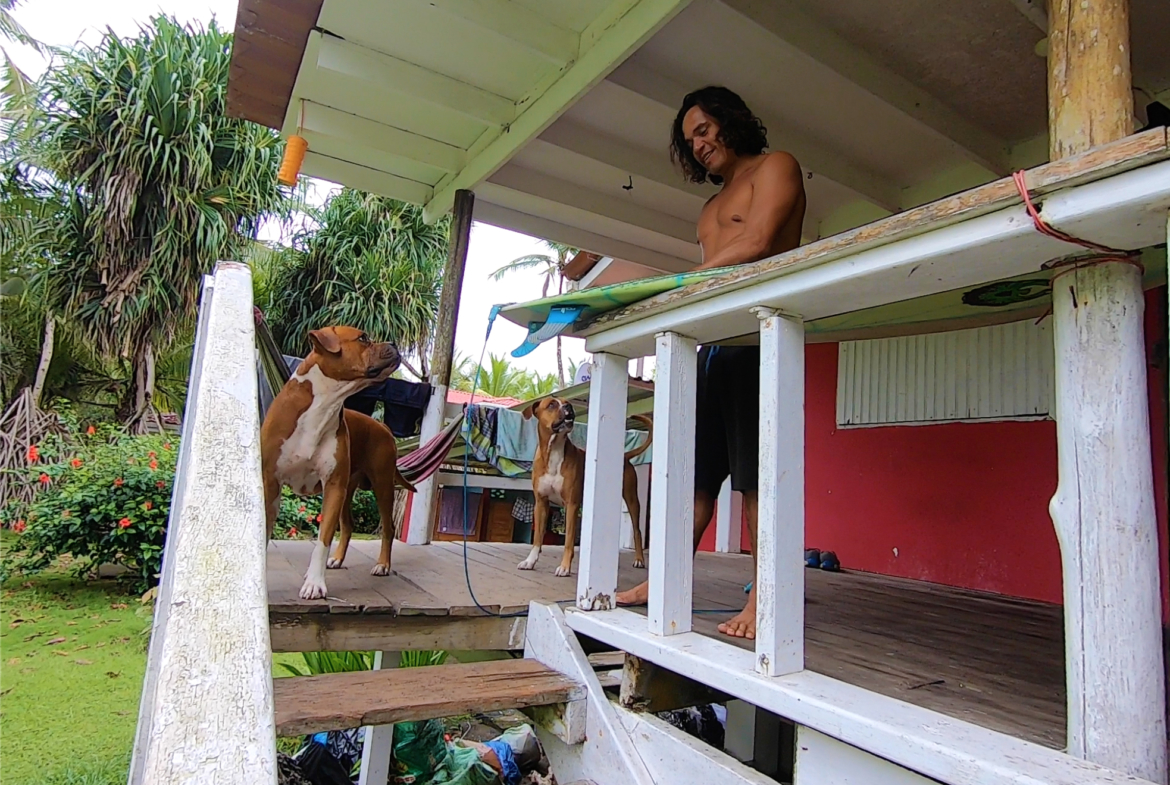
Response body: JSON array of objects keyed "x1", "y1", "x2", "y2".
[{"x1": 0, "y1": 542, "x2": 149, "y2": 785}]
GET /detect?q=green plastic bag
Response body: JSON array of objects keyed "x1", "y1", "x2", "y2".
[{"x1": 392, "y1": 720, "x2": 500, "y2": 785}]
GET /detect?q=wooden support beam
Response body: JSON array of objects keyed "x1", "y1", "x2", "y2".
[
  {"x1": 314, "y1": 34, "x2": 515, "y2": 128},
  {"x1": 301, "y1": 151, "x2": 434, "y2": 205},
  {"x1": 488, "y1": 165, "x2": 699, "y2": 244},
  {"x1": 619, "y1": 654, "x2": 729, "y2": 713},
  {"x1": 1047, "y1": 0, "x2": 1134, "y2": 161},
  {"x1": 401, "y1": 0, "x2": 578, "y2": 65},
  {"x1": 577, "y1": 352, "x2": 630, "y2": 609},
  {"x1": 721, "y1": 0, "x2": 1011, "y2": 176},
  {"x1": 1046, "y1": 3, "x2": 1166, "y2": 782},
  {"x1": 474, "y1": 188, "x2": 700, "y2": 272},
  {"x1": 648, "y1": 331, "x2": 697, "y2": 636},
  {"x1": 423, "y1": 0, "x2": 695, "y2": 222},
  {"x1": 431, "y1": 189, "x2": 475, "y2": 389},
  {"x1": 301, "y1": 101, "x2": 466, "y2": 173},
  {"x1": 754, "y1": 309, "x2": 805, "y2": 677},
  {"x1": 537, "y1": 120, "x2": 716, "y2": 200},
  {"x1": 268, "y1": 613, "x2": 527, "y2": 653},
  {"x1": 473, "y1": 201, "x2": 698, "y2": 273},
  {"x1": 605, "y1": 64, "x2": 902, "y2": 212},
  {"x1": 408, "y1": 190, "x2": 474, "y2": 545}
]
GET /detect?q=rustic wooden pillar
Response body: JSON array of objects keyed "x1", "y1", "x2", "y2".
[
  {"x1": 1046, "y1": 2, "x2": 1166, "y2": 781},
  {"x1": 406, "y1": 189, "x2": 475, "y2": 545}
]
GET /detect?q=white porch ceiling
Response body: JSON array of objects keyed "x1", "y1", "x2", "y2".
[{"x1": 256, "y1": 0, "x2": 1170, "y2": 276}]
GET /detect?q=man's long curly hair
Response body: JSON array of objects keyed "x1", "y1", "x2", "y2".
[{"x1": 670, "y1": 86, "x2": 768, "y2": 185}]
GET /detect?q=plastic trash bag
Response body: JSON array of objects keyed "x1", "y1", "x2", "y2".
[{"x1": 392, "y1": 720, "x2": 500, "y2": 785}]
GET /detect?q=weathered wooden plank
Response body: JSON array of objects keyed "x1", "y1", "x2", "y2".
[
  {"x1": 269, "y1": 612, "x2": 527, "y2": 653},
  {"x1": 583, "y1": 128, "x2": 1170, "y2": 334},
  {"x1": 130, "y1": 264, "x2": 275, "y2": 784},
  {"x1": 619, "y1": 654, "x2": 729, "y2": 713},
  {"x1": 274, "y1": 659, "x2": 583, "y2": 736}
]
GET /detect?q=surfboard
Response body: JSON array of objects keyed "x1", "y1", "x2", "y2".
[{"x1": 499, "y1": 248, "x2": 1167, "y2": 352}]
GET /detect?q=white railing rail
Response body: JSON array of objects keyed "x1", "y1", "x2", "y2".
[
  {"x1": 571, "y1": 163, "x2": 1170, "y2": 785},
  {"x1": 129, "y1": 262, "x2": 275, "y2": 784}
]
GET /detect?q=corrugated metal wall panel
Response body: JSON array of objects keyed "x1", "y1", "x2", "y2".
[{"x1": 836, "y1": 321, "x2": 1054, "y2": 427}]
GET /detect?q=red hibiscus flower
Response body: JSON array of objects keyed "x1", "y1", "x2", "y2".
[
  {"x1": 143, "y1": 501, "x2": 153, "y2": 511},
  {"x1": 12, "y1": 520, "x2": 26, "y2": 533},
  {"x1": 86, "y1": 425, "x2": 96, "y2": 436},
  {"x1": 38, "y1": 473, "x2": 50, "y2": 486},
  {"x1": 118, "y1": 518, "x2": 132, "y2": 529},
  {"x1": 288, "y1": 527, "x2": 298, "y2": 538},
  {"x1": 70, "y1": 458, "x2": 83, "y2": 469},
  {"x1": 26, "y1": 444, "x2": 39, "y2": 463},
  {"x1": 114, "y1": 478, "x2": 124, "y2": 487}
]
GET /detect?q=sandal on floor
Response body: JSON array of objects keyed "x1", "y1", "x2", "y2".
[
  {"x1": 805, "y1": 548, "x2": 821, "y2": 567},
  {"x1": 819, "y1": 551, "x2": 840, "y2": 571}
]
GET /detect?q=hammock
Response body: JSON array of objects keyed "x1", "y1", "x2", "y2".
[{"x1": 253, "y1": 310, "x2": 459, "y2": 485}]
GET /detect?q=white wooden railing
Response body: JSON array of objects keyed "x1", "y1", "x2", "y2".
[
  {"x1": 569, "y1": 158, "x2": 1170, "y2": 785},
  {"x1": 129, "y1": 262, "x2": 275, "y2": 784}
]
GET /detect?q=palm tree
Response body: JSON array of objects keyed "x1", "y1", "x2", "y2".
[
  {"x1": 13, "y1": 15, "x2": 289, "y2": 425},
  {"x1": 0, "y1": 0, "x2": 42, "y2": 124},
  {"x1": 490, "y1": 240, "x2": 577, "y2": 386},
  {"x1": 256, "y1": 187, "x2": 450, "y2": 377}
]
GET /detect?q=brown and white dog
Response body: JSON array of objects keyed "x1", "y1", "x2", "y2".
[
  {"x1": 519, "y1": 396, "x2": 652, "y2": 576},
  {"x1": 260, "y1": 326, "x2": 402, "y2": 600}
]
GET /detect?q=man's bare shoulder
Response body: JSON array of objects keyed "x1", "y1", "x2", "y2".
[{"x1": 754, "y1": 151, "x2": 802, "y2": 182}]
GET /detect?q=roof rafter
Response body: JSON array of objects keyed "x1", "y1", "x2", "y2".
[
  {"x1": 720, "y1": 0, "x2": 1013, "y2": 176},
  {"x1": 473, "y1": 201, "x2": 698, "y2": 273},
  {"x1": 405, "y1": 0, "x2": 580, "y2": 66},
  {"x1": 313, "y1": 33, "x2": 517, "y2": 127},
  {"x1": 301, "y1": 101, "x2": 467, "y2": 173},
  {"x1": 422, "y1": 0, "x2": 695, "y2": 223}
]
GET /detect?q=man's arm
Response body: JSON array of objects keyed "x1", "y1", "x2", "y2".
[{"x1": 694, "y1": 153, "x2": 803, "y2": 271}]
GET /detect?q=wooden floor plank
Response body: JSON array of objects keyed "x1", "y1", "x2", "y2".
[
  {"x1": 273, "y1": 659, "x2": 584, "y2": 736},
  {"x1": 268, "y1": 540, "x2": 1069, "y2": 747}
]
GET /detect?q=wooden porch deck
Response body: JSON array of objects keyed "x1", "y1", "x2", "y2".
[{"x1": 267, "y1": 540, "x2": 1065, "y2": 749}]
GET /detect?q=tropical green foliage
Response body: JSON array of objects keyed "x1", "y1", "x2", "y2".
[
  {"x1": 255, "y1": 188, "x2": 450, "y2": 377},
  {"x1": 9, "y1": 15, "x2": 289, "y2": 420}
]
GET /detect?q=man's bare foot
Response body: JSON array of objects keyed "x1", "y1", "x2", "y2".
[
  {"x1": 718, "y1": 587, "x2": 757, "y2": 638},
  {"x1": 615, "y1": 581, "x2": 649, "y2": 606}
]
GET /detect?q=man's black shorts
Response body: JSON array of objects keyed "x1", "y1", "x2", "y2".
[{"x1": 694, "y1": 345, "x2": 760, "y2": 497}]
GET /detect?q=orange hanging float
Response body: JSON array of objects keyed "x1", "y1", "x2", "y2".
[{"x1": 277, "y1": 134, "x2": 308, "y2": 186}]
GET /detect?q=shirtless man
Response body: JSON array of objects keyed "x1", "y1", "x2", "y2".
[{"x1": 615, "y1": 86, "x2": 806, "y2": 639}]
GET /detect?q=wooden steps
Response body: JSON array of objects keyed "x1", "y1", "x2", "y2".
[{"x1": 273, "y1": 659, "x2": 584, "y2": 737}]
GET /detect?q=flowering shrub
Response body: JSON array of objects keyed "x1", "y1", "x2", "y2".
[
  {"x1": 5, "y1": 432, "x2": 177, "y2": 589},
  {"x1": 272, "y1": 485, "x2": 383, "y2": 539}
]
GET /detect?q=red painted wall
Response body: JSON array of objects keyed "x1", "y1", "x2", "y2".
[{"x1": 700, "y1": 287, "x2": 1169, "y2": 614}]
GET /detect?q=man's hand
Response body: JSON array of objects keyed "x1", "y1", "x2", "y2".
[{"x1": 694, "y1": 152, "x2": 803, "y2": 271}]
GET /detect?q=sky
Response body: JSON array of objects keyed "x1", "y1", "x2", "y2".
[{"x1": 6, "y1": 0, "x2": 594, "y2": 381}]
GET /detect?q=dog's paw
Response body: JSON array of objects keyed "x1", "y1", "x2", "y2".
[
  {"x1": 299, "y1": 577, "x2": 328, "y2": 600},
  {"x1": 632, "y1": 558, "x2": 646, "y2": 569},
  {"x1": 517, "y1": 558, "x2": 537, "y2": 571},
  {"x1": 326, "y1": 557, "x2": 344, "y2": 569},
  {"x1": 554, "y1": 564, "x2": 572, "y2": 577},
  {"x1": 370, "y1": 563, "x2": 390, "y2": 576}
]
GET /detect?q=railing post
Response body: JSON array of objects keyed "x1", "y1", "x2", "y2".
[
  {"x1": 577, "y1": 351, "x2": 629, "y2": 609},
  {"x1": 754, "y1": 307, "x2": 804, "y2": 677},
  {"x1": 648, "y1": 331, "x2": 697, "y2": 636},
  {"x1": 357, "y1": 651, "x2": 400, "y2": 785},
  {"x1": 130, "y1": 262, "x2": 275, "y2": 784}
]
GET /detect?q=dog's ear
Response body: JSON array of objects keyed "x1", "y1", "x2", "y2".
[
  {"x1": 308, "y1": 328, "x2": 342, "y2": 356},
  {"x1": 522, "y1": 400, "x2": 541, "y2": 420}
]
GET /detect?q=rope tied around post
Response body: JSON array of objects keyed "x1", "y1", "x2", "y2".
[{"x1": 1011, "y1": 170, "x2": 1144, "y2": 322}]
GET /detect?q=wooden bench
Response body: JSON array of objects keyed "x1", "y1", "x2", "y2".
[{"x1": 273, "y1": 658, "x2": 585, "y2": 737}]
